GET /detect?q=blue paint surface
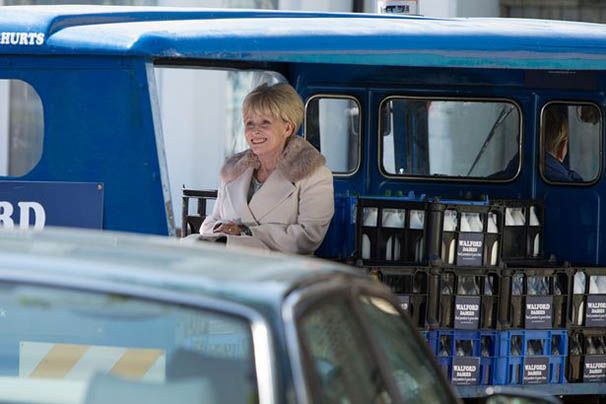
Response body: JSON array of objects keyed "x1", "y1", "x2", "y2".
[{"x1": 1, "y1": 7, "x2": 606, "y2": 69}]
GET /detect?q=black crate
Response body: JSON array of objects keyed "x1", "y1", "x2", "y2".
[
  {"x1": 356, "y1": 197, "x2": 429, "y2": 266},
  {"x1": 568, "y1": 328, "x2": 606, "y2": 383},
  {"x1": 426, "y1": 201, "x2": 503, "y2": 268},
  {"x1": 493, "y1": 199, "x2": 544, "y2": 262},
  {"x1": 379, "y1": 267, "x2": 433, "y2": 329},
  {"x1": 434, "y1": 267, "x2": 501, "y2": 329},
  {"x1": 569, "y1": 267, "x2": 606, "y2": 328},
  {"x1": 501, "y1": 267, "x2": 571, "y2": 329}
]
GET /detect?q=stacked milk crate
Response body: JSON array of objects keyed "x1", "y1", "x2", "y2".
[
  {"x1": 354, "y1": 196, "x2": 575, "y2": 387},
  {"x1": 355, "y1": 195, "x2": 433, "y2": 344},
  {"x1": 568, "y1": 268, "x2": 606, "y2": 384},
  {"x1": 494, "y1": 201, "x2": 569, "y2": 386},
  {"x1": 428, "y1": 200, "x2": 503, "y2": 387}
]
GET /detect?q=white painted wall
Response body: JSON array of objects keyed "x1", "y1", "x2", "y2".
[
  {"x1": 457, "y1": 0, "x2": 499, "y2": 17},
  {"x1": 279, "y1": 0, "x2": 352, "y2": 11},
  {"x1": 418, "y1": 0, "x2": 457, "y2": 17}
]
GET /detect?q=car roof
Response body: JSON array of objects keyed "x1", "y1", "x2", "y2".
[
  {"x1": 0, "y1": 228, "x2": 361, "y2": 308},
  {"x1": 2, "y1": 5, "x2": 606, "y2": 69}
]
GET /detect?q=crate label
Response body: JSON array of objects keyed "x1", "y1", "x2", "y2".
[
  {"x1": 525, "y1": 296, "x2": 553, "y2": 328},
  {"x1": 523, "y1": 356, "x2": 549, "y2": 384},
  {"x1": 397, "y1": 294, "x2": 410, "y2": 313},
  {"x1": 585, "y1": 295, "x2": 606, "y2": 327},
  {"x1": 451, "y1": 357, "x2": 480, "y2": 385},
  {"x1": 583, "y1": 355, "x2": 606, "y2": 382},
  {"x1": 456, "y1": 233, "x2": 484, "y2": 266},
  {"x1": 454, "y1": 296, "x2": 481, "y2": 329}
]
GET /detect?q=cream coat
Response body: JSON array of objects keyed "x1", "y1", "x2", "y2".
[{"x1": 200, "y1": 137, "x2": 334, "y2": 254}]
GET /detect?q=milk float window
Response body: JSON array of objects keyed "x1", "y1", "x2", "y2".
[
  {"x1": 380, "y1": 97, "x2": 521, "y2": 180},
  {"x1": 0, "y1": 79, "x2": 44, "y2": 177},
  {"x1": 540, "y1": 102, "x2": 601, "y2": 184},
  {"x1": 305, "y1": 95, "x2": 361, "y2": 175}
]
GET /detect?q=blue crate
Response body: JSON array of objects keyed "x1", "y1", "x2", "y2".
[
  {"x1": 494, "y1": 329, "x2": 567, "y2": 385},
  {"x1": 428, "y1": 329, "x2": 497, "y2": 385}
]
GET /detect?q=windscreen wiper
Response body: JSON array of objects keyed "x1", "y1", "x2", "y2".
[{"x1": 466, "y1": 106, "x2": 514, "y2": 176}]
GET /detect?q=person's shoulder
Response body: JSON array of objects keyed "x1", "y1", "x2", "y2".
[
  {"x1": 544, "y1": 154, "x2": 583, "y2": 182},
  {"x1": 312, "y1": 164, "x2": 333, "y2": 179},
  {"x1": 279, "y1": 136, "x2": 327, "y2": 183},
  {"x1": 220, "y1": 149, "x2": 258, "y2": 183}
]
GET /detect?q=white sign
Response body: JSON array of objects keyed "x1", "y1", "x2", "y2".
[
  {"x1": 0, "y1": 201, "x2": 46, "y2": 230},
  {"x1": 377, "y1": 0, "x2": 419, "y2": 15},
  {"x1": 0, "y1": 32, "x2": 45, "y2": 46}
]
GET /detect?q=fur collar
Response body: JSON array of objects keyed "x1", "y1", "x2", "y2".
[{"x1": 220, "y1": 137, "x2": 326, "y2": 183}]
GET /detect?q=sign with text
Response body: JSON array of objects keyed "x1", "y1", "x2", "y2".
[
  {"x1": 584, "y1": 355, "x2": 606, "y2": 382},
  {"x1": 456, "y1": 233, "x2": 484, "y2": 266},
  {"x1": 523, "y1": 356, "x2": 549, "y2": 384},
  {"x1": 451, "y1": 357, "x2": 480, "y2": 385},
  {"x1": 397, "y1": 294, "x2": 410, "y2": 313},
  {"x1": 525, "y1": 296, "x2": 553, "y2": 329},
  {"x1": 0, "y1": 181, "x2": 103, "y2": 229},
  {"x1": 454, "y1": 296, "x2": 481, "y2": 329},
  {"x1": 585, "y1": 295, "x2": 606, "y2": 327}
]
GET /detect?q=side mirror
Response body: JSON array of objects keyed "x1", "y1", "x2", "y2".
[{"x1": 482, "y1": 387, "x2": 562, "y2": 404}]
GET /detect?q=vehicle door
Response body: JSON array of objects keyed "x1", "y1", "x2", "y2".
[{"x1": 286, "y1": 277, "x2": 458, "y2": 404}]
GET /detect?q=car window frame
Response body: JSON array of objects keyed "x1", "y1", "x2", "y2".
[
  {"x1": 282, "y1": 274, "x2": 459, "y2": 404},
  {"x1": 538, "y1": 100, "x2": 603, "y2": 186},
  {"x1": 377, "y1": 95, "x2": 523, "y2": 183},
  {"x1": 0, "y1": 270, "x2": 276, "y2": 404}
]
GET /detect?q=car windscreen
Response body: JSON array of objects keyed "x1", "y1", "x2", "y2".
[{"x1": 0, "y1": 282, "x2": 258, "y2": 404}]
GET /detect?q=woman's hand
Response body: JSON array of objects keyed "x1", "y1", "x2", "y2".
[{"x1": 215, "y1": 221, "x2": 241, "y2": 235}]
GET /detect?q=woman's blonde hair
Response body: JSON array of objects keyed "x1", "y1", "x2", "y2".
[
  {"x1": 544, "y1": 105, "x2": 569, "y2": 156},
  {"x1": 242, "y1": 83, "x2": 305, "y2": 134}
]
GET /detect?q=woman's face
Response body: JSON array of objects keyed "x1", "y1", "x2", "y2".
[{"x1": 244, "y1": 111, "x2": 293, "y2": 158}]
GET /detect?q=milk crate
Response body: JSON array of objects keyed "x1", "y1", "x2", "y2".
[
  {"x1": 568, "y1": 328, "x2": 606, "y2": 383},
  {"x1": 434, "y1": 267, "x2": 501, "y2": 329},
  {"x1": 501, "y1": 267, "x2": 571, "y2": 329},
  {"x1": 426, "y1": 201, "x2": 503, "y2": 268},
  {"x1": 493, "y1": 199, "x2": 544, "y2": 263},
  {"x1": 428, "y1": 329, "x2": 498, "y2": 386},
  {"x1": 356, "y1": 196, "x2": 429, "y2": 266},
  {"x1": 380, "y1": 266, "x2": 432, "y2": 329},
  {"x1": 569, "y1": 267, "x2": 606, "y2": 328},
  {"x1": 494, "y1": 329, "x2": 567, "y2": 385}
]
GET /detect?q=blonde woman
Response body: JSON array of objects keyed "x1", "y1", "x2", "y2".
[{"x1": 200, "y1": 83, "x2": 334, "y2": 254}]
